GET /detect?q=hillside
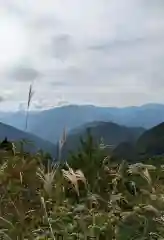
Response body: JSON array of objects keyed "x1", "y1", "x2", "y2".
[
  {"x1": 111, "y1": 141, "x2": 138, "y2": 162},
  {"x1": 136, "y1": 122, "x2": 164, "y2": 158},
  {"x1": 60, "y1": 121, "x2": 145, "y2": 158},
  {"x1": 111, "y1": 122, "x2": 164, "y2": 162},
  {"x1": 1, "y1": 103, "x2": 164, "y2": 144},
  {"x1": 0, "y1": 122, "x2": 56, "y2": 157},
  {"x1": 26, "y1": 105, "x2": 115, "y2": 143},
  {"x1": 0, "y1": 110, "x2": 36, "y2": 130}
]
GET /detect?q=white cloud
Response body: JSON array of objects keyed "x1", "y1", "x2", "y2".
[{"x1": 0, "y1": 0, "x2": 164, "y2": 110}]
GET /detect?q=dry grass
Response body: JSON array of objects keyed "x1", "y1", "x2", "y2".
[
  {"x1": 62, "y1": 163, "x2": 87, "y2": 196},
  {"x1": 25, "y1": 81, "x2": 35, "y2": 131},
  {"x1": 0, "y1": 145, "x2": 163, "y2": 239}
]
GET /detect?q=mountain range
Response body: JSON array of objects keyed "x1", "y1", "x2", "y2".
[
  {"x1": 0, "y1": 122, "x2": 56, "y2": 157},
  {"x1": 1, "y1": 103, "x2": 164, "y2": 144},
  {"x1": 60, "y1": 121, "x2": 145, "y2": 158},
  {"x1": 1, "y1": 103, "x2": 164, "y2": 161},
  {"x1": 112, "y1": 122, "x2": 164, "y2": 162},
  {"x1": 137, "y1": 122, "x2": 164, "y2": 158}
]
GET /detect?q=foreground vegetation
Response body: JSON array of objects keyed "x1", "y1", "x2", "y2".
[{"x1": 0, "y1": 134, "x2": 164, "y2": 240}]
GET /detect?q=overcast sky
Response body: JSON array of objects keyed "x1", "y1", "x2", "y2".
[{"x1": 0, "y1": 0, "x2": 164, "y2": 110}]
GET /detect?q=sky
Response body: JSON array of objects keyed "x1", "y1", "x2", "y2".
[{"x1": 0, "y1": 0, "x2": 164, "y2": 111}]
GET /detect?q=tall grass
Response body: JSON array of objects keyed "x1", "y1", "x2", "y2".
[
  {"x1": 25, "y1": 81, "x2": 35, "y2": 131},
  {"x1": 0, "y1": 144, "x2": 163, "y2": 239}
]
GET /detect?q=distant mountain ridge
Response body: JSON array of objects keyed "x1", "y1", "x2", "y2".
[
  {"x1": 1, "y1": 103, "x2": 164, "y2": 144},
  {"x1": 0, "y1": 122, "x2": 56, "y2": 157},
  {"x1": 112, "y1": 122, "x2": 164, "y2": 162},
  {"x1": 60, "y1": 121, "x2": 145, "y2": 158},
  {"x1": 136, "y1": 122, "x2": 164, "y2": 157},
  {"x1": 2, "y1": 116, "x2": 164, "y2": 163}
]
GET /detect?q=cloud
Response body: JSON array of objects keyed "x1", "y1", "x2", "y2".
[
  {"x1": 7, "y1": 66, "x2": 40, "y2": 82},
  {"x1": 0, "y1": 96, "x2": 5, "y2": 102},
  {"x1": 0, "y1": 0, "x2": 164, "y2": 109},
  {"x1": 48, "y1": 34, "x2": 74, "y2": 60},
  {"x1": 30, "y1": 16, "x2": 59, "y2": 30},
  {"x1": 88, "y1": 34, "x2": 164, "y2": 53}
]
